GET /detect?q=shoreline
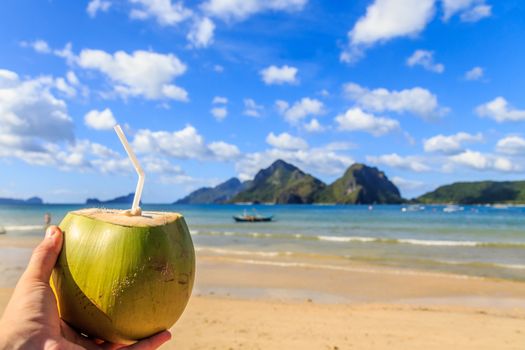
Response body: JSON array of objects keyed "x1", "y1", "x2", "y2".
[{"x1": 1, "y1": 241, "x2": 525, "y2": 349}]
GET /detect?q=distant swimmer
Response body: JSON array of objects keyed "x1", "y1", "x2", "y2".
[{"x1": 44, "y1": 213, "x2": 51, "y2": 227}]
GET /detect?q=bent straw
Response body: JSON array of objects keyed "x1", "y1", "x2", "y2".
[{"x1": 114, "y1": 124, "x2": 144, "y2": 213}]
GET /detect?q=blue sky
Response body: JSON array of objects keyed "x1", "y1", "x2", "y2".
[{"x1": 1, "y1": 0, "x2": 525, "y2": 203}]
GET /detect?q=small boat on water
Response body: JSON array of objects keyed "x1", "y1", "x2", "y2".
[
  {"x1": 401, "y1": 204, "x2": 425, "y2": 212},
  {"x1": 233, "y1": 210, "x2": 274, "y2": 222},
  {"x1": 443, "y1": 205, "x2": 464, "y2": 213}
]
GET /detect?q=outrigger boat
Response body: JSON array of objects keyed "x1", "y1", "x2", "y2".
[{"x1": 233, "y1": 209, "x2": 274, "y2": 222}]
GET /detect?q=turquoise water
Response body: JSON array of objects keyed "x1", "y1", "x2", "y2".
[{"x1": 1, "y1": 204, "x2": 525, "y2": 281}]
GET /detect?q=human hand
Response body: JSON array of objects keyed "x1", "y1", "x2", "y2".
[{"x1": 0, "y1": 225, "x2": 171, "y2": 350}]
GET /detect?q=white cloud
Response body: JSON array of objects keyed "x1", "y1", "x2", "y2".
[
  {"x1": 406, "y1": 50, "x2": 444, "y2": 73},
  {"x1": 66, "y1": 71, "x2": 80, "y2": 86},
  {"x1": 236, "y1": 145, "x2": 354, "y2": 181},
  {"x1": 495, "y1": 136, "x2": 525, "y2": 156},
  {"x1": 341, "y1": 0, "x2": 435, "y2": 63},
  {"x1": 344, "y1": 82, "x2": 447, "y2": 119},
  {"x1": 208, "y1": 141, "x2": 241, "y2": 161},
  {"x1": 20, "y1": 39, "x2": 51, "y2": 54},
  {"x1": 476, "y1": 97, "x2": 525, "y2": 122},
  {"x1": 392, "y1": 176, "x2": 425, "y2": 192},
  {"x1": 0, "y1": 70, "x2": 74, "y2": 153},
  {"x1": 449, "y1": 150, "x2": 518, "y2": 172},
  {"x1": 213, "y1": 64, "x2": 224, "y2": 73},
  {"x1": 464, "y1": 66, "x2": 484, "y2": 80},
  {"x1": 460, "y1": 4, "x2": 491, "y2": 22},
  {"x1": 303, "y1": 118, "x2": 324, "y2": 133},
  {"x1": 84, "y1": 108, "x2": 117, "y2": 130},
  {"x1": 129, "y1": 0, "x2": 192, "y2": 26},
  {"x1": 367, "y1": 153, "x2": 430, "y2": 172},
  {"x1": 266, "y1": 132, "x2": 308, "y2": 150},
  {"x1": 201, "y1": 0, "x2": 307, "y2": 21},
  {"x1": 276, "y1": 97, "x2": 324, "y2": 124},
  {"x1": 243, "y1": 98, "x2": 263, "y2": 117},
  {"x1": 87, "y1": 0, "x2": 111, "y2": 17},
  {"x1": 260, "y1": 65, "x2": 298, "y2": 85},
  {"x1": 423, "y1": 132, "x2": 483, "y2": 154},
  {"x1": 442, "y1": 0, "x2": 491, "y2": 22},
  {"x1": 187, "y1": 17, "x2": 215, "y2": 48},
  {"x1": 132, "y1": 125, "x2": 240, "y2": 161},
  {"x1": 211, "y1": 96, "x2": 227, "y2": 104},
  {"x1": 210, "y1": 107, "x2": 228, "y2": 121},
  {"x1": 335, "y1": 107, "x2": 399, "y2": 136},
  {"x1": 77, "y1": 49, "x2": 188, "y2": 101}
]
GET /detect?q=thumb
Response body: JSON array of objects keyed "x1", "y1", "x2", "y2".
[{"x1": 23, "y1": 225, "x2": 64, "y2": 283}]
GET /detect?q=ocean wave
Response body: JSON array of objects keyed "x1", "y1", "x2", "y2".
[
  {"x1": 3, "y1": 225, "x2": 44, "y2": 232},
  {"x1": 195, "y1": 247, "x2": 292, "y2": 258},
  {"x1": 191, "y1": 230, "x2": 525, "y2": 249}
]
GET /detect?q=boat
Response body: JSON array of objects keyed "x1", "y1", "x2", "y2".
[
  {"x1": 401, "y1": 204, "x2": 425, "y2": 212},
  {"x1": 233, "y1": 209, "x2": 274, "y2": 222},
  {"x1": 443, "y1": 205, "x2": 464, "y2": 213}
]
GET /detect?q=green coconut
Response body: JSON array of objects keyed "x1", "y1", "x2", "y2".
[{"x1": 51, "y1": 208, "x2": 195, "y2": 344}]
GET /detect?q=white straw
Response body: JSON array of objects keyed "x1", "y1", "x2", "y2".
[{"x1": 114, "y1": 124, "x2": 144, "y2": 213}]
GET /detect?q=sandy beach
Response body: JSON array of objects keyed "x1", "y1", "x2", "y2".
[{"x1": 1, "y1": 237, "x2": 525, "y2": 349}]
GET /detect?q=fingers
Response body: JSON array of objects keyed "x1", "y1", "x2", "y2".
[
  {"x1": 123, "y1": 331, "x2": 172, "y2": 350},
  {"x1": 23, "y1": 225, "x2": 63, "y2": 283}
]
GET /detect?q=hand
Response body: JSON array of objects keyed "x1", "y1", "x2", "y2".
[{"x1": 0, "y1": 225, "x2": 171, "y2": 350}]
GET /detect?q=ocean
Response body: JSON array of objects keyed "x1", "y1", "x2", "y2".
[{"x1": 1, "y1": 204, "x2": 525, "y2": 281}]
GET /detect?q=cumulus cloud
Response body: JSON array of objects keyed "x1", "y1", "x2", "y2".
[
  {"x1": 476, "y1": 97, "x2": 525, "y2": 122},
  {"x1": 236, "y1": 144, "x2": 354, "y2": 181},
  {"x1": 449, "y1": 150, "x2": 518, "y2": 172},
  {"x1": 260, "y1": 65, "x2": 298, "y2": 85},
  {"x1": 187, "y1": 17, "x2": 215, "y2": 48},
  {"x1": 84, "y1": 108, "x2": 117, "y2": 130},
  {"x1": 201, "y1": 0, "x2": 307, "y2": 21},
  {"x1": 423, "y1": 132, "x2": 483, "y2": 154},
  {"x1": 0, "y1": 69, "x2": 74, "y2": 153},
  {"x1": 87, "y1": 0, "x2": 111, "y2": 17},
  {"x1": 129, "y1": 0, "x2": 192, "y2": 26},
  {"x1": 276, "y1": 97, "x2": 324, "y2": 124},
  {"x1": 77, "y1": 49, "x2": 188, "y2": 101},
  {"x1": 303, "y1": 118, "x2": 324, "y2": 133},
  {"x1": 343, "y1": 82, "x2": 448, "y2": 119},
  {"x1": 406, "y1": 50, "x2": 444, "y2": 73},
  {"x1": 266, "y1": 132, "x2": 308, "y2": 150},
  {"x1": 496, "y1": 136, "x2": 525, "y2": 156},
  {"x1": 341, "y1": 0, "x2": 435, "y2": 63},
  {"x1": 210, "y1": 107, "x2": 228, "y2": 121},
  {"x1": 132, "y1": 125, "x2": 240, "y2": 161},
  {"x1": 243, "y1": 98, "x2": 263, "y2": 117},
  {"x1": 464, "y1": 66, "x2": 484, "y2": 81},
  {"x1": 366, "y1": 153, "x2": 430, "y2": 172},
  {"x1": 335, "y1": 107, "x2": 399, "y2": 136}
]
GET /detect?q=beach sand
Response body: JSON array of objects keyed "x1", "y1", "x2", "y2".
[{"x1": 1, "y1": 239, "x2": 525, "y2": 349}]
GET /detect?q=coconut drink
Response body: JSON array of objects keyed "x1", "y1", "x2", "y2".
[{"x1": 51, "y1": 125, "x2": 195, "y2": 344}]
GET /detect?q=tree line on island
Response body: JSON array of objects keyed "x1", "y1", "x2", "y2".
[{"x1": 2, "y1": 159, "x2": 525, "y2": 205}]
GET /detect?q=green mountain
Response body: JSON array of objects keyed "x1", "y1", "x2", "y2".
[
  {"x1": 417, "y1": 181, "x2": 525, "y2": 204},
  {"x1": 315, "y1": 163, "x2": 403, "y2": 204},
  {"x1": 231, "y1": 160, "x2": 325, "y2": 204},
  {"x1": 175, "y1": 178, "x2": 248, "y2": 204},
  {"x1": 0, "y1": 196, "x2": 43, "y2": 205},
  {"x1": 86, "y1": 193, "x2": 136, "y2": 205}
]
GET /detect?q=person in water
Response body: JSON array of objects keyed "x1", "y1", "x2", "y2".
[
  {"x1": 0, "y1": 225, "x2": 171, "y2": 349},
  {"x1": 44, "y1": 213, "x2": 51, "y2": 227}
]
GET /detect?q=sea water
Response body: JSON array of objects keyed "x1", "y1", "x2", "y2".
[{"x1": 1, "y1": 204, "x2": 524, "y2": 281}]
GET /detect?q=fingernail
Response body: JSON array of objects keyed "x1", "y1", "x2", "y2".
[{"x1": 45, "y1": 226, "x2": 58, "y2": 239}]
